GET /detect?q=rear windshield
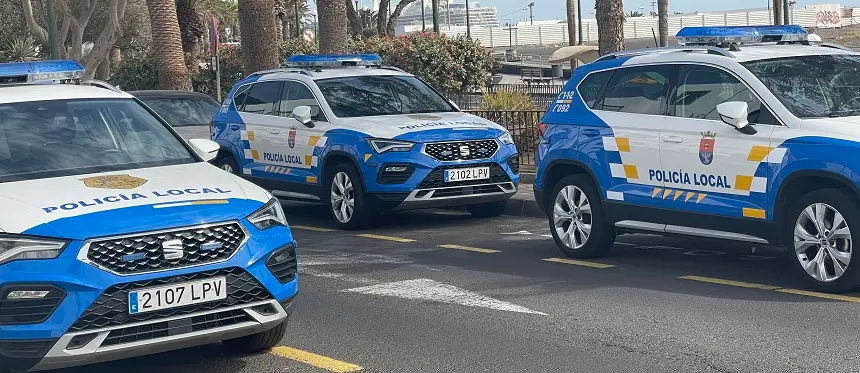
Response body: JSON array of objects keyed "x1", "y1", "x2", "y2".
[
  {"x1": 139, "y1": 96, "x2": 220, "y2": 126},
  {"x1": 316, "y1": 76, "x2": 455, "y2": 118},
  {"x1": 0, "y1": 98, "x2": 197, "y2": 182}
]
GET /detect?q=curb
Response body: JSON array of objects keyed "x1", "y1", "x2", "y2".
[{"x1": 503, "y1": 197, "x2": 545, "y2": 219}]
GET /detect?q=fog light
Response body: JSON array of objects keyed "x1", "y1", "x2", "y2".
[
  {"x1": 6, "y1": 290, "x2": 49, "y2": 300},
  {"x1": 385, "y1": 166, "x2": 409, "y2": 172}
]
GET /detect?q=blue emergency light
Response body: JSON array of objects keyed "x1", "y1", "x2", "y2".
[
  {"x1": 285, "y1": 54, "x2": 383, "y2": 68},
  {"x1": 676, "y1": 25, "x2": 808, "y2": 46},
  {"x1": 0, "y1": 59, "x2": 85, "y2": 85}
]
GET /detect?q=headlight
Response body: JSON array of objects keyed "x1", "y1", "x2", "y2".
[
  {"x1": 0, "y1": 235, "x2": 68, "y2": 266},
  {"x1": 367, "y1": 138, "x2": 416, "y2": 154},
  {"x1": 247, "y1": 198, "x2": 288, "y2": 230},
  {"x1": 498, "y1": 132, "x2": 514, "y2": 145}
]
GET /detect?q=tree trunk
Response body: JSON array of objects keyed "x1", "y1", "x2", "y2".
[
  {"x1": 345, "y1": 0, "x2": 362, "y2": 37},
  {"x1": 658, "y1": 0, "x2": 668, "y2": 47},
  {"x1": 238, "y1": 0, "x2": 280, "y2": 72},
  {"x1": 595, "y1": 0, "x2": 624, "y2": 55},
  {"x1": 146, "y1": 0, "x2": 192, "y2": 90},
  {"x1": 21, "y1": 0, "x2": 48, "y2": 44},
  {"x1": 387, "y1": 0, "x2": 418, "y2": 37},
  {"x1": 566, "y1": 0, "x2": 575, "y2": 46},
  {"x1": 318, "y1": 0, "x2": 348, "y2": 53},
  {"x1": 377, "y1": 0, "x2": 390, "y2": 36},
  {"x1": 84, "y1": 0, "x2": 127, "y2": 79},
  {"x1": 70, "y1": 28, "x2": 84, "y2": 61}
]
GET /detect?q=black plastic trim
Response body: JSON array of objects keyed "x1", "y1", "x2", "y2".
[
  {"x1": 0, "y1": 284, "x2": 66, "y2": 325},
  {"x1": 0, "y1": 338, "x2": 57, "y2": 372}
]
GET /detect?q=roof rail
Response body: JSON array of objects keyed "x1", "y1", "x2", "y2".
[
  {"x1": 248, "y1": 68, "x2": 314, "y2": 77},
  {"x1": 81, "y1": 79, "x2": 122, "y2": 92},
  {"x1": 819, "y1": 42, "x2": 855, "y2": 52},
  {"x1": 379, "y1": 66, "x2": 406, "y2": 73},
  {"x1": 593, "y1": 46, "x2": 736, "y2": 63}
]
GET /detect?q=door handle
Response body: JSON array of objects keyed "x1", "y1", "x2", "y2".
[
  {"x1": 582, "y1": 129, "x2": 601, "y2": 137},
  {"x1": 661, "y1": 135, "x2": 684, "y2": 143}
]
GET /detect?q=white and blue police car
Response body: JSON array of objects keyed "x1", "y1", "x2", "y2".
[
  {"x1": 0, "y1": 60, "x2": 298, "y2": 372},
  {"x1": 535, "y1": 25, "x2": 860, "y2": 293},
  {"x1": 212, "y1": 54, "x2": 521, "y2": 229}
]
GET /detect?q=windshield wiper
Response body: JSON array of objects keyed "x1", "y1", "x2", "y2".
[{"x1": 827, "y1": 110, "x2": 860, "y2": 118}]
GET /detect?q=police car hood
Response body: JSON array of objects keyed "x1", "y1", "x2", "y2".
[
  {"x1": 342, "y1": 112, "x2": 507, "y2": 141},
  {"x1": 0, "y1": 163, "x2": 271, "y2": 240}
]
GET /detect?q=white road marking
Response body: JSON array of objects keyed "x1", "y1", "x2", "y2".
[
  {"x1": 299, "y1": 268, "x2": 379, "y2": 285},
  {"x1": 501, "y1": 231, "x2": 534, "y2": 235},
  {"x1": 300, "y1": 253, "x2": 414, "y2": 266},
  {"x1": 342, "y1": 279, "x2": 548, "y2": 316}
]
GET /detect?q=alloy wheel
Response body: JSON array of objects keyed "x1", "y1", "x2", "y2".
[
  {"x1": 331, "y1": 172, "x2": 355, "y2": 223},
  {"x1": 221, "y1": 164, "x2": 234, "y2": 174},
  {"x1": 553, "y1": 185, "x2": 592, "y2": 250},
  {"x1": 794, "y1": 203, "x2": 853, "y2": 283}
]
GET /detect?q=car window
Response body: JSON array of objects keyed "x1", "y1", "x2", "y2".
[
  {"x1": 674, "y1": 66, "x2": 778, "y2": 125},
  {"x1": 277, "y1": 82, "x2": 326, "y2": 122},
  {"x1": 232, "y1": 84, "x2": 252, "y2": 110},
  {"x1": 578, "y1": 71, "x2": 611, "y2": 108},
  {"x1": 140, "y1": 97, "x2": 220, "y2": 126},
  {"x1": 316, "y1": 76, "x2": 455, "y2": 118},
  {"x1": 600, "y1": 66, "x2": 671, "y2": 115},
  {"x1": 0, "y1": 98, "x2": 197, "y2": 182},
  {"x1": 241, "y1": 82, "x2": 281, "y2": 115}
]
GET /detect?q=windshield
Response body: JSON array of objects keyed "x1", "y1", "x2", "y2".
[
  {"x1": 316, "y1": 75, "x2": 455, "y2": 118},
  {"x1": 139, "y1": 96, "x2": 220, "y2": 126},
  {"x1": 743, "y1": 54, "x2": 860, "y2": 118},
  {"x1": 0, "y1": 98, "x2": 197, "y2": 182}
]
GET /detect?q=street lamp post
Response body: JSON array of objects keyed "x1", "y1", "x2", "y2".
[
  {"x1": 421, "y1": 0, "x2": 426, "y2": 32},
  {"x1": 46, "y1": 0, "x2": 58, "y2": 59},
  {"x1": 295, "y1": 0, "x2": 301, "y2": 38},
  {"x1": 577, "y1": 0, "x2": 583, "y2": 44},
  {"x1": 465, "y1": 0, "x2": 471, "y2": 38},
  {"x1": 432, "y1": 0, "x2": 440, "y2": 33}
]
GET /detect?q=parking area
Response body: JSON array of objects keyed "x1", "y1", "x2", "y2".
[{"x1": 52, "y1": 200, "x2": 860, "y2": 373}]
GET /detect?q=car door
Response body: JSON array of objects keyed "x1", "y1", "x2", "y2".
[
  {"x1": 658, "y1": 64, "x2": 778, "y2": 221},
  {"x1": 236, "y1": 80, "x2": 284, "y2": 177},
  {"x1": 589, "y1": 65, "x2": 672, "y2": 208},
  {"x1": 271, "y1": 80, "x2": 333, "y2": 188}
]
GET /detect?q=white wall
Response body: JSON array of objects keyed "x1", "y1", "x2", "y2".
[{"x1": 398, "y1": 4, "x2": 860, "y2": 48}]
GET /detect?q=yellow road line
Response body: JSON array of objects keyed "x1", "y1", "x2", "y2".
[
  {"x1": 291, "y1": 225, "x2": 336, "y2": 232},
  {"x1": 679, "y1": 275, "x2": 781, "y2": 290},
  {"x1": 775, "y1": 288, "x2": 860, "y2": 303},
  {"x1": 438, "y1": 244, "x2": 501, "y2": 254},
  {"x1": 270, "y1": 346, "x2": 363, "y2": 372},
  {"x1": 542, "y1": 258, "x2": 616, "y2": 269},
  {"x1": 357, "y1": 234, "x2": 416, "y2": 243}
]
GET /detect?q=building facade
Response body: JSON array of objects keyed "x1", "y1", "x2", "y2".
[{"x1": 397, "y1": 1, "x2": 499, "y2": 28}]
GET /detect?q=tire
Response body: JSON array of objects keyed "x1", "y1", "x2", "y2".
[
  {"x1": 326, "y1": 163, "x2": 374, "y2": 230},
  {"x1": 216, "y1": 155, "x2": 240, "y2": 175},
  {"x1": 222, "y1": 319, "x2": 288, "y2": 353},
  {"x1": 785, "y1": 188, "x2": 860, "y2": 293},
  {"x1": 466, "y1": 200, "x2": 508, "y2": 218},
  {"x1": 547, "y1": 174, "x2": 615, "y2": 259}
]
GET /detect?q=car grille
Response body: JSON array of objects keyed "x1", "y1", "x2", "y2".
[
  {"x1": 102, "y1": 309, "x2": 252, "y2": 346},
  {"x1": 0, "y1": 285, "x2": 65, "y2": 325},
  {"x1": 424, "y1": 140, "x2": 499, "y2": 161},
  {"x1": 417, "y1": 163, "x2": 512, "y2": 189},
  {"x1": 85, "y1": 222, "x2": 246, "y2": 275},
  {"x1": 432, "y1": 184, "x2": 508, "y2": 198},
  {"x1": 68, "y1": 268, "x2": 272, "y2": 332}
]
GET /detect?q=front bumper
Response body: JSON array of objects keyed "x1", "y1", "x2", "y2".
[{"x1": 0, "y1": 221, "x2": 298, "y2": 372}]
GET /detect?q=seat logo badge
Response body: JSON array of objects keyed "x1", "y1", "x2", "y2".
[
  {"x1": 162, "y1": 239, "x2": 184, "y2": 260},
  {"x1": 699, "y1": 131, "x2": 716, "y2": 165},
  {"x1": 79, "y1": 174, "x2": 148, "y2": 190},
  {"x1": 288, "y1": 127, "x2": 297, "y2": 149},
  {"x1": 459, "y1": 145, "x2": 470, "y2": 157}
]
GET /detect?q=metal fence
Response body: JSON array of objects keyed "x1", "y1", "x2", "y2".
[
  {"x1": 444, "y1": 84, "x2": 564, "y2": 111},
  {"x1": 465, "y1": 110, "x2": 544, "y2": 166}
]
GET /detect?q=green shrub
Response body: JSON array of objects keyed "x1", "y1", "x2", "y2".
[
  {"x1": 479, "y1": 89, "x2": 537, "y2": 111},
  {"x1": 278, "y1": 39, "x2": 319, "y2": 61},
  {"x1": 192, "y1": 44, "x2": 244, "y2": 99},
  {"x1": 109, "y1": 53, "x2": 159, "y2": 91}
]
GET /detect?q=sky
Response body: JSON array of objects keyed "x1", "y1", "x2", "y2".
[{"x1": 460, "y1": 0, "x2": 860, "y2": 22}]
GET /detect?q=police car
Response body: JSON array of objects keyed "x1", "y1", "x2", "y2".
[
  {"x1": 0, "y1": 61, "x2": 298, "y2": 372},
  {"x1": 535, "y1": 25, "x2": 860, "y2": 293},
  {"x1": 211, "y1": 54, "x2": 520, "y2": 229}
]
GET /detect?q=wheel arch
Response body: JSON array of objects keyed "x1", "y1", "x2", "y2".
[
  {"x1": 540, "y1": 159, "x2": 602, "y2": 210},
  {"x1": 773, "y1": 169, "x2": 860, "y2": 244},
  {"x1": 321, "y1": 150, "x2": 367, "y2": 190}
]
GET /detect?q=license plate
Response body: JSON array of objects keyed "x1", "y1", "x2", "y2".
[
  {"x1": 128, "y1": 277, "x2": 227, "y2": 315},
  {"x1": 444, "y1": 167, "x2": 490, "y2": 182}
]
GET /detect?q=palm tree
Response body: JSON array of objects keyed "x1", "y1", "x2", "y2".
[
  {"x1": 146, "y1": 0, "x2": 192, "y2": 90},
  {"x1": 238, "y1": 0, "x2": 280, "y2": 72},
  {"x1": 658, "y1": 0, "x2": 668, "y2": 47},
  {"x1": 566, "y1": 0, "x2": 576, "y2": 46},
  {"x1": 627, "y1": 10, "x2": 643, "y2": 17},
  {"x1": 595, "y1": 0, "x2": 624, "y2": 55},
  {"x1": 317, "y1": 0, "x2": 348, "y2": 53},
  {"x1": 176, "y1": 0, "x2": 206, "y2": 54}
]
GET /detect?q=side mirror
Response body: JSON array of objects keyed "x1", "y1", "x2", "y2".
[
  {"x1": 291, "y1": 106, "x2": 315, "y2": 128},
  {"x1": 188, "y1": 138, "x2": 220, "y2": 162},
  {"x1": 716, "y1": 101, "x2": 756, "y2": 134}
]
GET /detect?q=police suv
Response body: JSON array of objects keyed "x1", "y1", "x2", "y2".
[
  {"x1": 535, "y1": 25, "x2": 860, "y2": 293},
  {"x1": 212, "y1": 54, "x2": 521, "y2": 229},
  {"x1": 0, "y1": 61, "x2": 298, "y2": 372}
]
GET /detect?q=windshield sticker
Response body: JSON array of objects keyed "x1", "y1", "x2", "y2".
[
  {"x1": 80, "y1": 175, "x2": 148, "y2": 190},
  {"x1": 397, "y1": 121, "x2": 490, "y2": 130},
  {"x1": 42, "y1": 187, "x2": 233, "y2": 214},
  {"x1": 407, "y1": 114, "x2": 443, "y2": 121}
]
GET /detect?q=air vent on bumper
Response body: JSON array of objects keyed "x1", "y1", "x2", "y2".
[{"x1": 266, "y1": 243, "x2": 298, "y2": 284}]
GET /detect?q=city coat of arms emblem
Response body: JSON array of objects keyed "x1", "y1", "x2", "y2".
[{"x1": 699, "y1": 131, "x2": 716, "y2": 165}]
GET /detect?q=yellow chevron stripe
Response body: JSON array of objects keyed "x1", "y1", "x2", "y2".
[
  {"x1": 652, "y1": 188, "x2": 662, "y2": 198},
  {"x1": 663, "y1": 189, "x2": 673, "y2": 199},
  {"x1": 673, "y1": 190, "x2": 683, "y2": 200},
  {"x1": 696, "y1": 193, "x2": 707, "y2": 203},
  {"x1": 685, "y1": 191, "x2": 695, "y2": 202}
]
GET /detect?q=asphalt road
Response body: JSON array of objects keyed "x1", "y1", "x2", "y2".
[{"x1": 54, "y1": 202, "x2": 860, "y2": 373}]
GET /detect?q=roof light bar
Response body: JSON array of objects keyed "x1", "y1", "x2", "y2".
[
  {"x1": 285, "y1": 54, "x2": 383, "y2": 68},
  {"x1": 676, "y1": 25, "x2": 808, "y2": 46},
  {"x1": 0, "y1": 60, "x2": 85, "y2": 85}
]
